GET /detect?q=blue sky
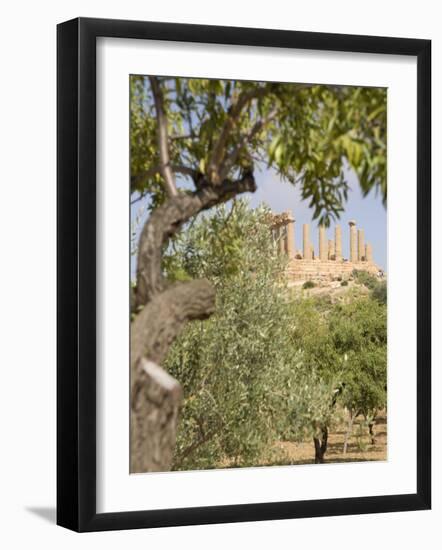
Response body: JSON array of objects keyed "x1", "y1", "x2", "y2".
[{"x1": 131, "y1": 167, "x2": 387, "y2": 277}]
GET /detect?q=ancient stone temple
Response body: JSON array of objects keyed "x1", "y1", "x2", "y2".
[{"x1": 270, "y1": 211, "x2": 382, "y2": 283}]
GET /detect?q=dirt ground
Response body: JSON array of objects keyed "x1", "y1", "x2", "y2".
[{"x1": 267, "y1": 411, "x2": 387, "y2": 466}]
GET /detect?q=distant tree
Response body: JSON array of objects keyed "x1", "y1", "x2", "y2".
[
  {"x1": 352, "y1": 269, "x2": 378, "y2": 290},
  {"x1": 328, "y1": 297, "x2": 387, "y2": 452},
  {"x1": 286, "y1": 367, "x2": 344, "y2": 464},
  {"x1": 353, "y1": 269, "x2": 387, "y2": 306},
  {"x1": 289, "y1": 297, "x2": 344, "y2": 463},
  {"x1": 302, "y1": 280, "x2": 316, "y2": 289},
  {"x1": 289, "y1": 294, "x2": 387, "y2": 461},
  {"x1": 130, "y1": 76, "x2": 387, "y2": 471},
  {"x1": 371, "y1": 280, "x2": 387, "y2": 304}
]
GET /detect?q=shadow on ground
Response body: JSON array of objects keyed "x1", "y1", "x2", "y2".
[{"x1": 26, "y1": 507, "x2": 56, "y2": 524}]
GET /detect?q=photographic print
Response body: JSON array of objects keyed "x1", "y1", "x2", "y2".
[
  {"x1": 129, "y1": 75, "x2": 387, "y2": 474},
  {"x1": 57, "y1": 18, "x2": 431, "y2": 531}
]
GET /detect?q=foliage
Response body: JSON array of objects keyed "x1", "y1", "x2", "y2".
[
  {"x1": 283, "y1": 369, "x2": 343, "y2": 443},
  {"x1": 302, "y1": 280, "x2": 316, "y2": 289},
  {"x1": 352, "y1": 269, "x2": 378, "y2": 290},
  {"x1": 163, "y1": 199, "x2": 281, "y2": 284},
  {"x1": 131, "y1": 76, "x2": 387, "y2": 225},
  {"x1": 328, "y1": 298, "x2": 387, "y2": 416},
  {"x1": 371, "y1": 280, "x2": 387, "y2": 304},
  {"x1": 162, "y1": 203, "x2": 387, "y2": 468},
  {"x1": 352, "y1": 269, "x2": 387, "y2": 305},
  {"x1": 289, "y1": 293, "x2": 387, "y2": 430},
  {"x1": 164, "y1": 201, "x2": 302, "y2": 469},
  {"x1": 340, "y1": 280, "x2": 348, "y2": 286}
]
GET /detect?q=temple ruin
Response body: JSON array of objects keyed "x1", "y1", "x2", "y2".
[{"x1": 270, "y1": 210, "x2": 382, "y2": 283}]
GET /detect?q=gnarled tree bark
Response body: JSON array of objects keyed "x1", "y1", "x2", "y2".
[
  {"x1": 313, "y1": 427, "x2": 328, "y2": 464},
  {"x1": 130, "y1": 75, "x2": 260, "y2": 473},
  {"x1": 131, "y1": 358, "x2": 183, "y2": 473},
  {"x1": 130, "y1": 172, "x2": 256, "y2": 473},
  {"x1": 135, "y1": 172, "x2": 256, "y2": 309}
]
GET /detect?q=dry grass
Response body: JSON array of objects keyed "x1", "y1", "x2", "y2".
[{"x1": 266, "y1": 411, "x2": 387, "y2": 466}]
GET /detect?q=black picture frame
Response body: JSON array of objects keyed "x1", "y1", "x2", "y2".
[{"x1": 57, "y1": 17, "x2": 431, "y2": 532}]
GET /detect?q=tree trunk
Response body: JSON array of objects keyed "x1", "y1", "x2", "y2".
[
  {"x1": 130, "y1": 279, "x2": 216, "y2": 473},
  {"x1": 313, "y1": 427, "x2": 328, "y2": 464},
  {"x1": 368, "y1": 419, "x2": 376, "y2": 445},
  {"x1": 131, "y1": 358, "x2": 182, "y2": 473},
  {"x1": 343, "y1": 410, "x2": 356, "y2": 454},
  {"x1": 130, "y1": 172, "x2": 257, "y2": 473},
  {"x1": 135, "y1": 173, "x2": 256, "y2": 309}
]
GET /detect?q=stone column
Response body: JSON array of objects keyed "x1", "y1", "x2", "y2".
[
  {"x1": 365, "y1": 243, "x2": 373, "y2": 262},
  {"x1": 279, "y1": 225, "x2": 287, "y2": 255},
  {"x1": 349, "y1": 220, "x2": 357, "y2": 263},
  {"x1": 328, "y1": 239, "x2": 335, "y2": 260},
  {"x1": 273, "y1": 226, "x2": 279, "y2": 251},
  {"x1": 274, "y1": 226, "x2": 282, "y2": 254},
  {"x1": 286, "y1": 211, "x2": 295, "y2": 258},
  {"x1": 303, "y1": 224, "x2": 310, "y2": 259},
  {"x1": 335, "y1": 225, "x2": 342, "y2": 261},
  {"x1": 319, "y1": 225, "x2": 327, "y2": 261},
  {"x1": 358, "y1": 229, "x2": 365, "y2": 261}
]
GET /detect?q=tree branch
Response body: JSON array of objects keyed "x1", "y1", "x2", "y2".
[
  {"x1": 170, "y1": 133, "x2": 198, "y2": 141},
  {"x1": 149, "y1": 76, "x2": 178, "y2": 198},
  {"x1": 130, "y1": 278, "x2": 218, "y2": 473},
  {"x1": 176, "y1": 424, "x2": 217, "y2": 463},
  {"x1": 130, "y1": 189, "x2": 149, "y2": 205},
  {"x1": 131, "y1": 164, "x2": 198, "y2": 190},
  {"x1": 219, "y1": 107, "x2": 279, "y2": 180},
  {"x1": 207, "y1": 88, "x2": 266, "y2": 183},
  {"x1": 131, "y1": 279, "x2": 216, "y2": 370},
  {"x1": 135, "y1": 171, "x2": 256, "y2": 308}
]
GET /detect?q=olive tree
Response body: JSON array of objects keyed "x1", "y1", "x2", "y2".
[
  {"x1": 163, "y1": 201, "x2": 304, "y2": 469},
  {"x1": 288, "y1": 294, "x2": 387, "y2": 462},
  {"x1": 288, "y1": 297, "x2": 344, "y2": 463},
  {"x1": 328, "y1": 297, "x2": 387, "y2": 452}
]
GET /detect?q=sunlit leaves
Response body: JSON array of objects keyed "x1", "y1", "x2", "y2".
[
  {"x1": 131, "y1": 76, "x2": 386, "y2": 223},
  {"x1": 164, "y1": 201, "x2": 298, "y2": 469},
  {"x1": 294, "y1": 294, "x2": 388, "y2": 418}
]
